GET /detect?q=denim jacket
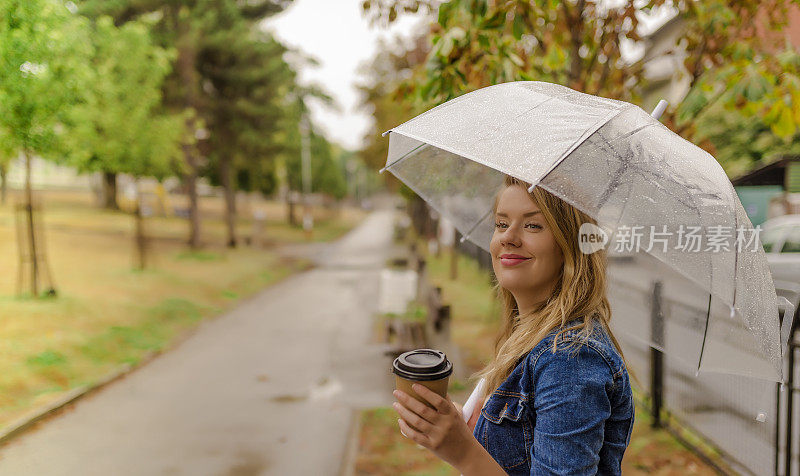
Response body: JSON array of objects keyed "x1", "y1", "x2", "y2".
[{"x1": 472, "y1": 320, "x2": 634, "y2": 475}]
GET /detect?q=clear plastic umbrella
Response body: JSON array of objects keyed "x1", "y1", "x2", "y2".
[{"x1": 380, "y1": 81, "x2": 794, "y2": 383}]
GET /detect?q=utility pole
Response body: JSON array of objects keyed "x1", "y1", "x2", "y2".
[
  {"x1": 346, "y1": 158, "x2": 357, "y2": 204},
  {"x1": 300, "y1": 115, "x2": 313, "y2": 239}
]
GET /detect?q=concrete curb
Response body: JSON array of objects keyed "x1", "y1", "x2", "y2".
[
  {"x1": 0, "y1": 357, "x2": 143, "y2": 447},
  {"x1": 0, "y1": 254, "x2": 319, "y2": 448},
  {"x1": 338, "y1": 409, "x2": 362, "y2": 476}
]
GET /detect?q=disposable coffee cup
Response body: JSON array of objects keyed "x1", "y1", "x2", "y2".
[{"x1": 392, "y1": 348, "x2": 453, "y2": 418}]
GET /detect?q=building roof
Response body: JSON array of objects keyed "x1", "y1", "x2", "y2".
[{"x1": 731, "y1": 156, "x2": 800, "y2": 186}]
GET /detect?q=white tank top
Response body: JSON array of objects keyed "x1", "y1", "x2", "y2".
[{"x1": 461, "y1": 377, "x2": 487, "y2": 423}]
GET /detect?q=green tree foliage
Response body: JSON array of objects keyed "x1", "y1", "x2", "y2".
[
  {"x1": 0, "y1": 0, "x2": 92, "y2": 165},
  {"x1": 78, "y1": 0, "x2": 295, "y2": 248},
  {"x1": 196, "y1": 1, "x2": 296, "y2": 245},
  {"x1": 64, "y1": 15, "x2": 182, "y2": 180},
  {"x1": 0, "y1": 0, "x2": 94, "y2": 295},
  {"x1": 363, "y1": 0, "x2": 800, "y2": 176},
  {"x1": 312, "y1": 135, "x2": 347, "y2": 201},
  {"x1": 356, "y1": 33, "x2": 432, "y2": 199},
  {"x1": 282, "y1": 116, "x2": 347, "y2": 200},
  {"x1": 669, "y1": 1, "x2": 800, "y2": 173},
  {"x1": 363, "y1": 0, "x2": 649, "y2": 107},
  {"x1": 690, "y1": 97, "x2": 800, "y2": 178},
  {"x1": 276, "y1": 77, "x2": 345, "y2": 198}
]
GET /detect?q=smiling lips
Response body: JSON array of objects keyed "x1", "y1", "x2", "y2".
[{"x1": 499, "y1": 253, "x2": 531, "y2": 267}]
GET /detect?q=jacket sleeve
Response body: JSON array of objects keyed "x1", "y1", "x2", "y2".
[{"x1": 529, "y1": 342, "x2": 613, "y2": 476}]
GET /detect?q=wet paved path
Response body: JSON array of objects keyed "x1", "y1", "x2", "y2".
[{"x1": 0, "y1": 196, "x2": 400, "y2": 475}]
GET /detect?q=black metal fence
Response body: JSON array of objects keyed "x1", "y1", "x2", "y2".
[
  {"x1": 776, "y1": 319, "x2": 800, "y2": 476},
  {"x1": 611, "y1": 271, "x2": 800, "y2": 476}
]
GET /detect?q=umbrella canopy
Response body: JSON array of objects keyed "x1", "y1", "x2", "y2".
[{"x1": 381, "y1": 81, "x2": 789, "y2": 383}]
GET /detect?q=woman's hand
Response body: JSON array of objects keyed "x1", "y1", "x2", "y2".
[{"x1": 392, "y1": 383, "x2": 476, "y2": 469}]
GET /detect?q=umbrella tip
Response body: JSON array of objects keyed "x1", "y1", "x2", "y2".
[
  {"x1": 381, "y1": 130, "x2": 391, "y2": 137},
  {"x1": 459, "y1": 235, "x2": 468, "y2": 243},
  {"x1": 650, "y1": 100, "x2": 669, "y2": 120}
]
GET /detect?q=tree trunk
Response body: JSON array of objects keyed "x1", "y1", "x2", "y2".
[
  {"x1": 134, "y1": 180, "x2": 147, "y2": 270},
  {"x1": 0, "y1": 161, "x2": 7, "y2": 205},
  {"x1": 564, "y1": 0, "x2": 586, "y2": 89},
  {"x1": 24, "y1": 150, "x2": 39, "y2": 297},
  {"x1": 155, "y1": 181, "x2": 168, "y2": 217},
  {"x1": 102, "y1": 171, "x2": 119, "y2": 210},
  {"x1": 287, "y1": 191, "x2": 298, "y2": 226},
  {"x1": 220, "y1": 153, "x2": 237, "y2": 248},
  {"x1": 449, "y1": 245, "x2": 458, "y2": 281},
  {"x1": 175, "y1": 10, "x2": 202, "y2": 249},
  {"x1": 182, "y1": 157, "x2": 200, "y2": 248}
]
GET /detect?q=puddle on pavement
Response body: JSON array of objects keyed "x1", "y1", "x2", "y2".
[
  {"x1": 225, "y1": 449, "x2": 269, "y2": 476},
  {"x1": 268, "y1": 394, "x2": 307, "y2": 403},
  {"x1": 309, "y1": 376, "x2": 343, "y2": 401},
  {"x1": 267, "y1": 375, "x2": 343, "y2": 403}
]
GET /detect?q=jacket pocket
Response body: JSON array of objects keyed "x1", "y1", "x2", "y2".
[
  {"x1": 481, "y1": 391, "x2": 530, "y2": 471},
  {"x1": 481, "y1": 390, "x2": 526, "y2": 423}
]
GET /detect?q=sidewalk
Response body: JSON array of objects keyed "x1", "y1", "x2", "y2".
[{"x1": 0, "y1": 197, "x2": 401, "y2": 475}]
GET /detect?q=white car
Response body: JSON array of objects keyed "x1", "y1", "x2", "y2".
[{"x1": 761, "y1": 214, "x2": 800, "y2": 325}]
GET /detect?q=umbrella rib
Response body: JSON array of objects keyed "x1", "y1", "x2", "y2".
[
  {"x1": 631, "y1": 168, "x2": 700, "y2": 211},
  {"x1": 696, "y1": 292, "x2": 713, "y2": 375},
  {"x1": 729, "y1": 183, "x2": 739, "y2": 314},
  {"x1": 379, "y1": 143, "x2": 429, "y2": 173},
  {"x1": 459, "y1": 207, "x2": 495, "y2": 244},
  {"x1": 527, "y1": 107, "x2": 630, "y2": 193}
]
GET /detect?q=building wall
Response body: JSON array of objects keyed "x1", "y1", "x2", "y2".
[
  {"x1": 6, "y1": 154, "x2": 98, "y2": 191},
  {"x1": 641, "y1": 3, "x2": 800, "y2": 111}
]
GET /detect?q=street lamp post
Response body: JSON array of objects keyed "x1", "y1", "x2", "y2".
[
  {"x1": 300, "y1": 116, "x2": 313, "y2": 239},
  {"x1": 346, "y1": 158, "x2": 357, "y2": 205}
]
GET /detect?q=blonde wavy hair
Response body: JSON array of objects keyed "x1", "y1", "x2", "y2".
[{"x1": 471, "y1": 174, "x2": 626, "y2": 402}]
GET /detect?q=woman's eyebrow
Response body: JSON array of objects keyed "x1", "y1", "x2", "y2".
[{"x1": 495, "y1": 211, "x2": 542, "y2": 217}]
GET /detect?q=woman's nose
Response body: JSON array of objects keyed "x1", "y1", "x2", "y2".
[{"x1": 500, "y1": 226, "x2": 521, "y2": 247}]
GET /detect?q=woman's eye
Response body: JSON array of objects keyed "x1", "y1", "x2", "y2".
[{"x1": 494, "y1": 222, "x2": 541, "y2": 230}]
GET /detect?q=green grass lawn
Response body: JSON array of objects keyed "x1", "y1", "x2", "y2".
[{"x1": 0, "y1": 189, "x2": 366, "y2": 430}]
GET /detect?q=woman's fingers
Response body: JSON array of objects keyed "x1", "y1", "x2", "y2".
[
  {"x1": 410, "y1": 383, "x2": 451, "y2": 415},
  {"x1": 393, "y1": 401, "x2": 432, "y2": 433},
  {"x1": 397, "y1": 417, "x2": 429, "y2": 447},
  {"x1": 393, "y1": 388, "x2": 439, "y2": 423}
]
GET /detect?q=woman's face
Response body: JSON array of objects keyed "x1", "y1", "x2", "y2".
[{"x1": 490, "y1": 185, "x2": 564, "y2": 311}]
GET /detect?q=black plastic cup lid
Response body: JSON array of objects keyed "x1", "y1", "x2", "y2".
[{"x1": 392, "y1": 348, "x2": 453, "y2": 381}]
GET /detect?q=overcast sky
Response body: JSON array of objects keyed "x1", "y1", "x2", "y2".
[
  {"x1": 261, "y1": 0, "x2": 426, "y2": 151},
  {"x1": 261, "y1": 1, "x2": 675, "y2": 152}
]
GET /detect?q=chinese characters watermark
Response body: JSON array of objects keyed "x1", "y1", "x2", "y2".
[{"x1": 578, "y1": 223, "x2": 763, "y2": 255}]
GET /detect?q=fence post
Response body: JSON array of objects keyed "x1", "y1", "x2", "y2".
[
  {"x1": 450, "y1": 231, "x2": 459, "y2": 280},
  {"x1": 437, "y1": 304, "x2": 451, "y2": 334},
  {"x1": 775, "y1": 380, "x2": 781, "y2": 476},
  {"x1": 650, "y1": 280, "x2": 665, "y2": 428},
  {"x1": 785, "y1": 325, "x2": 796, "y2": 476}
]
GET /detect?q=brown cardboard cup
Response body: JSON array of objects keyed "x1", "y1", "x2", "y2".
[{"x1": 391, "y1": 349, "x2": 453, "y2": 432}]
